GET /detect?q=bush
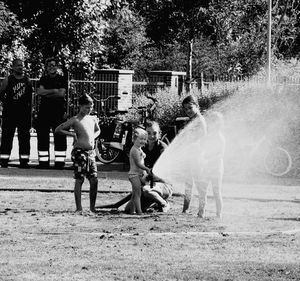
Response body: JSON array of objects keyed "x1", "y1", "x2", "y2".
[
  {"x1": 128, "y1": 82, "x2": 239, "y2": 128},
  {"x1": 125, "y1": 88, "x2": 182, "y2": 128}
]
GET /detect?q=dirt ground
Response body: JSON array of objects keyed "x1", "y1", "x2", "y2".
[{"x1": 0, "y1": 167, "x2": 300, "y2": 281}]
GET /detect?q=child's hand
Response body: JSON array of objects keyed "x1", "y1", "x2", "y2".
[
  {"x1": 152, "y1": 173, "x2": 164, "y2": 183},
  {"x1": 141, "y1": 175, "x2": 148, "y2": 185}
]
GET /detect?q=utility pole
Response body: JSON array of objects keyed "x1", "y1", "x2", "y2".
[
  {"x1": 267, "y1": 0, "x2": 272, "y2": 85},
  {"x1": 185, "y1": 38, "x2": 193, "y2": 93}
]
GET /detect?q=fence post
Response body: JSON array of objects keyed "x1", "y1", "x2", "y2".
[
  {"x1": 199, "y1": 72, "x2": 204, "y2": 93},
  {"x1": 148, "y1": 71, "x2": 186, "y2": 95},
  {"x1": 95, "y1": 69, "x2": 134, "y2": 111}
]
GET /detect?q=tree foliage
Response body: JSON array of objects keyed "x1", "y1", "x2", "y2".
[
  {"x1": 208, "y1": 0, "x2": 269, "y2": 75},
  {"x1": 98, "y1": 7, "x2": 151, "y2": 72},
  {"x1": 0, "y1": 1, "x2": 26, "y2": 74},
  {"x1": 207, "y1": 0, "x2": 299, "y2": 75},
  {"x1": 272, "y1": 0, "x2": 300, "y2": 58},
  {"x1": 132, "y1": 0, "x2": 210, "y2": 43},
  {"x1": 132, "y1": 0, "x2": 211, "y2": 88},
  {"x1": 3, "y1": 0, "x2": 109, "y2": 75},
  {"x1": 1, "y1": 0, "x2": 299, "y2": 78}
]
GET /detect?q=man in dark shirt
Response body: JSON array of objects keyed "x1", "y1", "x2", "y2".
[
  {"x1": 142, "y1": 132, "x2": 167, "y2": 169},
  {"x1": 0, "y1": 58, "x2": 33, "y2": 168},
  {"x1": 140, "y1": 121, "x2": 172, "y2": 212},
  {"x1": 36, "y1": 57, "x2": 67, "y2": 169}
]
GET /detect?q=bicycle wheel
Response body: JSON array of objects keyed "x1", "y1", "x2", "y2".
[
  {"x1": 95, "y1": 139, "x2": 120, "y2": 164},
  {"x1": 263, "y1": 147, "x2": 292, "y2": 177}
]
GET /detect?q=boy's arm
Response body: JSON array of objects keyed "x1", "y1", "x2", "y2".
[
  {"x1": 0, "y1": 77, "x2": 8, "y2": 101},
  {"x1": 55, "y1": 118, "x2": 76, "y2": 138},
  {"x1": 131, "y1": 149, "x2": 151, "y2": 174},
  {"x1": 94, "y1": 117, "x2": 100, "y2": 139}
]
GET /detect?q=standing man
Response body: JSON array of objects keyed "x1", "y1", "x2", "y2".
[
  {"x1": 36, "y1": 57, "x2": 67, "y2": 169},
  {"x1": 0, "y1": 58, "x2": 33, "y2": 168}
]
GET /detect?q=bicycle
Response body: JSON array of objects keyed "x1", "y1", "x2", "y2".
[
  {"x1": 92, "y1": 95, "x2": 131, "y2": 164},
  {"x1": 243, "y1": 136, "x2": 292, "y2": 177},
  {"x1": 95, "y1": 94, "x2": 179, "y2": 164},
  {"x1": 135, "y1": 95, "x2": 179, "y2": 145},
  {"x1": 283, "y1": 153, "x2": 300, "y2": 178}
]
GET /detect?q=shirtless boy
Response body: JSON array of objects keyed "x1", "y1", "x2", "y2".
[{"x1": 55, "y1": 94, "x2": 100, "y2": 213}]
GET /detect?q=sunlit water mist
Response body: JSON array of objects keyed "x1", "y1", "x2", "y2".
[
  {"x1": 153, "y1": 81, "x2": 300, "y2": 197},
  {"x1": 153, "y1": 116, "x2": 206, "y2": 195},
  {"x1": 215, "y1": 81, "x2": 300, "y2": 179}
]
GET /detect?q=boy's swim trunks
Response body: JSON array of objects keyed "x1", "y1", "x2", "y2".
[{"x1": 71, "y1": 148, "x2": 97, "y2": 179}]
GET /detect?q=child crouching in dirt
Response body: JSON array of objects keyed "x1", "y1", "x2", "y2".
[
  {"x1": 140, "y1": 173, "x2": 172, "y2": 212},
  {"x1": 127, "y1": 128, "x2": 151, "y2": 215},
  {"x1": 55, "y1": 94, "x2": 100, "y2": 213}
]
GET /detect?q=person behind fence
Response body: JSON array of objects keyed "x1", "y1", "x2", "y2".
[
  {"x1": 36, "y1": 57, "x2": 67, "y2": 169},
  {"x1": 181, "y1": 95, "x2": 207, "y2": 216},
  {"x1": 127, "y1": 127, "x2": 151, "y2": 215},
  {"x1": 0, "y1": 58, "x2": 33, "y2": 168},
  {"x1": 55, "y1": 94, "x2": 100, "y2": 213}
]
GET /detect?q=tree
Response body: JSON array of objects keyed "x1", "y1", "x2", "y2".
[
  {"x1": 2, "y1": 0, "x2": 300, "y2": 79},
  {"x1": 133, "y1": 0, "x2": 212, "y2": 91},
  {"x1": 208, "y1": 0, "x2": 268, "y2": 76},
  {"x1": 0, "y1": 1, "x2": 26, "y2": 75},
  {"x1": 133, "y1": 0, "x2": 300, "y2": 78},
  {"x1": 209, "y1": 0, "x2": 300, "y2": 76},
  {"x1": 272, "y1": 0, "x2": 300, "y2": 58},
  {"x1": 3, "y1": 0, "x2": 109, "y2": 75},
  {"x1": 98, "y1": 6, "x2": 151, "y2": 72}
]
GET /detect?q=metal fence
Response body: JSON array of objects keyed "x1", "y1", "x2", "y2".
[
  {"x1": 68, "y1": 79, "x2": 118, "y2": 117},
  {"x1": 1, "y1": 74, "x2": 300, "y2": 128},
  {"x1": 132, "y1": 73, "x2": 165, "y2": 96}
]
